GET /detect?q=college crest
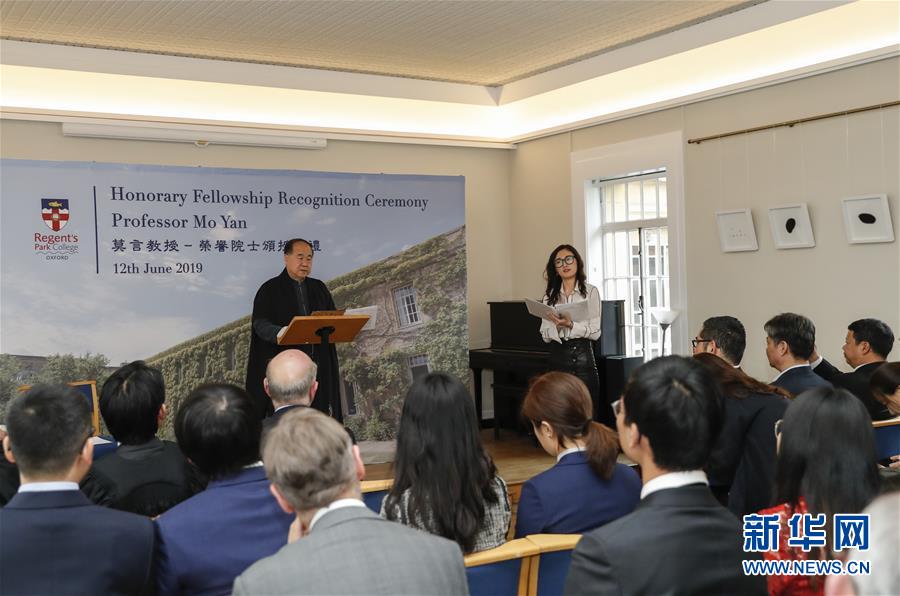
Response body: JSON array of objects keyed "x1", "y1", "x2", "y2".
[{"x1": 41, "y1": 199, "x2": 70, "y2": 231}]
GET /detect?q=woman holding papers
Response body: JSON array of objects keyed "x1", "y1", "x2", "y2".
[{"x1": 540, "y1": 245, "x2": 609, "y2": 426}]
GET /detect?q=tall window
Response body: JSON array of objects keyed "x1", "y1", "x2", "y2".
[
  {"x1": 596, "y1": 170, "x2": 670, "y2": 359},
  {"x1": 393, "y1": 285, "x2": 421, "y2": 327}
]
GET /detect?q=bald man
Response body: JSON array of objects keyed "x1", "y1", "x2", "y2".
[{"x1": 263, "y1": 350, "x2": 319, "y2": 430}]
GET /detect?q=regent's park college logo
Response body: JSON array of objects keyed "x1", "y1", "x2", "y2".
[
  {"x1": 35, "y1": 198, "x2": 79, "y2": 260},
  {"x1": 41, "y1": 198, "x2": 69, "y2": 231}
]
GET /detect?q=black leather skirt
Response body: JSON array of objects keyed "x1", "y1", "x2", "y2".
[{"x1": 548, "y1": 338, "x2": 609, "y2": 427}]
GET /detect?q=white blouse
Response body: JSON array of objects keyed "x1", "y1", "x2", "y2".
[{"x1": 539, "y1": 282, "x2": 602, "y2": 344}]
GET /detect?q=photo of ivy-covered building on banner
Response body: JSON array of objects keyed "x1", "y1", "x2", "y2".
[
  {"x1": 141, "y1": 226, "x2": 467, "y2": 442},
  {"x1": 331, "y1": 225, "x2": 468, "y2": 441}
]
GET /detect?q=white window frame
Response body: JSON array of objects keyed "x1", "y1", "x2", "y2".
[
  {"x1": 393, "y1": 285, "x2": 421, "y2": 328},
  {"x1": 570, "y1": 131, "x2": 688, "y2": 355},
  {"x1": 596, "y1": 172, "x2": 671, "y2": 358}
]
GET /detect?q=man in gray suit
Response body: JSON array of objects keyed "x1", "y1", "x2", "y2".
[{"x1": 232, "y1": 408, "x2": 468, "y2": 596}]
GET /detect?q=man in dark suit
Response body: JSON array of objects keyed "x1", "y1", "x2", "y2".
[
  {"x1": 245, "y1": 238, "x2": 341, "y2": 420},
  {"x1": 91, "y1": 361, "x2": 201, "y2": 516},
  {"x1": 262, "y1": 349, "x2": 356, "y2": 443},
  {"x1": 692, "y1": 315, "x2": 746, "y2": 368},
  {"x1": 564, "y1": 356, "x2": 765, "y2": 596},
  {"x1": 155, "y1": 383, "x2": 293, "y2": 596},
  {"x1": 810, "y1": 318, "x2": 894, "y2": 420},
  {"x1": 764, "y1": 313, "x2": 831, "y2": 396},
  {"x1": 0, "y1": 385, "x2": 155, "y2": 595},
  {"x1": 233, "y1": 408, "x2": 467, "y2": 595}
]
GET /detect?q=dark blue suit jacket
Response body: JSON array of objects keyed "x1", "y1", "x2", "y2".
[
  {"x1": 0, "y1": 489, "x2": 155, "y2": 595},
  {"x1": 155, "y1": 466, "x2": 294, "y2": 596},
  {"x1": 771, "y1": 365, "x2": 831, "y2": 396},
  {"x1": 514, "y1": 452, "x2": 641, "y2": 537}
]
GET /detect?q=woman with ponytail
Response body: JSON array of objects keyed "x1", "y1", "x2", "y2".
[{"x1": 514, "y1": 372, "x2": 641, "y2": 537}]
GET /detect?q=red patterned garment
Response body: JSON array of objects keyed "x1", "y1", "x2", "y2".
[{"x1": 758, "y1": 498, "x2": 824, "y2": 596}]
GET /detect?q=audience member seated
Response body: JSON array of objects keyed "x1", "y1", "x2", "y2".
[
  {"x1": 760, "y1": 386, "x2": 880, "y2": 596},
  {"x1": 233, "y1": 408, "x2": 468, "y2": 595},
  {"x1": 262, "y1": 349, "x2": 355, "y2": 443},
  {"x1": 0, "y1": 426, "x2": 20, "y2": 506},
  {"x1": 871, "y1": 362, "x2": 900, "y2": 416},
  {"x1": 91, "y1": 360, "x2": 201, "y2": 516},
  {"x1": 695, "y1": 352, "x2": 789, "y2": 517},
  {"x1": 824, "y1": 492, "x2": 900, "y2": 596},
  {"x1": 692, "y1": 315, "x2": 746, "y2": 368},
  {"x1": 810, "y1": 318, "x2": 895, "y2": 420},
  {"x1": 870, "y1": 362, "x2": 900, "y2": 470},
  {"x1": 515, "y1": 371, "x2": 640, "y2": 537},
  {"x1": 765, "y1": 313, "x2": 831, "y2": 395},
  {"x1": 564, "y1": 356, "x2": 766, "y2": 596},
  {"x1": 155, "y1": 383, "x2": 293, "y2": 596},
  {"x1": 0, "y1": 385, "x2": 155, "y2": 595},
  {"x1": 262, "y1": 349, "x2": 317, "y2": 433},
  {"x1": 381, "y1": 372, "x2": 510, "y2": 553},
  {"x1": 0, "y1": 427, "x2": 117, "y2": 508}
]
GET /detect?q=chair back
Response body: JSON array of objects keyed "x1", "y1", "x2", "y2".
[
  {"x1": 873, "y1": 417, "x2": 900, "y2": 460},
  {"x1": 525, "y1": 534, "x2": 581, "y2": 596},
  {"x1": 464, "y1": 538, "x2": 539, "y2": 596},
  {"x1": 360, "y1": 479, "x2": 393, "y2": 513}
]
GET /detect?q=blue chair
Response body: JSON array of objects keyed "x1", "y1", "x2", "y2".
[
  {"x1": 464, "y1": 538, "x2": 539, "y2": 596},
  {"x1": 524, "y1": 534, "x2": 581, "y2": 596},
  {"x1": 360, "y1": 479, "x2": 393, "y2": 513},
  {"x1": 873, "y1": 418, "x2": 900, "y2": 461}
]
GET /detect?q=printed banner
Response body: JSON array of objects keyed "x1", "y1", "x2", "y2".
[{"x1": 0, "y1": 159, "x2": 467, "y2": 440}]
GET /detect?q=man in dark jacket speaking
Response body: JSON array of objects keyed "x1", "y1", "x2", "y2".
[{"x1": 245, "y1": 238, "x2": 342, "y2": 421}]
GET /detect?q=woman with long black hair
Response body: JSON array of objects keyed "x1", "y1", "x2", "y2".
[
  {"x1": 694, "y1": 352, "x2": 789, "y2": 517},
  {"x1": 381, "y1": 373, "x2": 510, "y2": 553},
  {"x1": 760, "y1": 386, "x2": 880, "y2": 596},
  {"x1": 540, "y1": 244, "x2": 607, "y2": 426}
]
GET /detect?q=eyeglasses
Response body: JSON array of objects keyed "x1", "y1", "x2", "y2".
[
  {"x1": 554, "y1": 255, "x2": 576, "y2": 268},
  {"x1": 691, "y1": 338, "x2": 712, "y2": 348},
  {"x1": 611, "y1": 399, "x2": 622, "y2": 417},
  {"x1": 774, "y1": 419, "x2": 783, "y2": 438}
]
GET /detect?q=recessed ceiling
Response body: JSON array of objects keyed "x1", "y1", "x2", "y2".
[
  {"x1": 0, "y1": 0, "x2": 764, "y2": 86},
  {"x1": 2, "y1": 1, "x2": 897, "y2": 145}
]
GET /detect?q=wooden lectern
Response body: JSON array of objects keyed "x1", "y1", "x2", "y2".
[{"x1": 277, "y1": 312, "x2": 369, "y2": 422}]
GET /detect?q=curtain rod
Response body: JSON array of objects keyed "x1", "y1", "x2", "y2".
[{"x1": 686, "y1": 100, "x2": 900, "y2": 145}]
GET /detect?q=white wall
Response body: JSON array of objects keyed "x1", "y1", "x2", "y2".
[
  {"x1": 4, "y1": 57, "x2": 898, "y2": 385},
  {"x1": 510, "y1": 57, "x2": 900, "y2": 379},
  {"x1": 0, "y1": 119, "x2": 513, "y2": 352}
]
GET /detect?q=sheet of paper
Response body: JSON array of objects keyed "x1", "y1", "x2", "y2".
[
  {"x1": 524, "y1": 298, "x2": 556, "y2": 320},
  {"x1": 524, "y1": 297, "x2": 590, "y2": 322},
  {"x1": 346, "y1": 306, "x2": 378, "y2": 331},
  {"x1": 556, "y1": 299, "x2": 589, "y2": 322}
]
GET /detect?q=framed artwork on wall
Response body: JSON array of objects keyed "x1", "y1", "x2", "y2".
[
  {"x1": 842, "y1": 194, "x2": 894, "y2": 244},
  {"x1": 715, "y1": 209, "x2": 758, "y2": 252},
  {"x1": 768, "y1": 203, "x2": 815, "y2": 249}
]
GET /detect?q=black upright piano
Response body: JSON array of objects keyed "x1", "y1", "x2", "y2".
[{"x1": 469, "y1": 300, "x2": 642, "y2": 437}]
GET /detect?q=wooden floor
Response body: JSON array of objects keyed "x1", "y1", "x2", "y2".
[{"x1": 364, "y1": 429, "x2": 555, "y2": 483}]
